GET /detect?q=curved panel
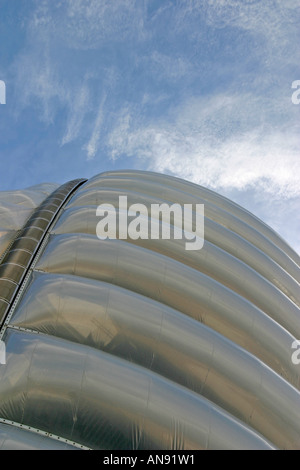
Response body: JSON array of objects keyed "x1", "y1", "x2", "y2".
[
  {"x1": 0, "y1": 170, "x2": 299, "y2": 450},
  {"x1": 0, "y1": 183, "x2": 59, "y2": 260},
  {"x1": 0, "y1": 329, "x2": 275, "y2": 450},
  {"x1": 66, "y1": 188, "x2": 300, "y2": 303},
  {"x1": 90, "y1": 170, "x2": 300, "y2": 267},
  {"x1": 0, "y1": 179, "x2": 86, "y2": 326},
  {"x1": 52, "y1": 203, "x2": 300, "y2": 310},
  {"x1": 0, "y1": 422, "x2": 79, "y2": 450},
  {"x1": 82, "y1": 173, "x2": 300, "y2": 277},
  {"x1": 9, "y1": 272, "x2": 300, "y2": 448},
  {"x1": 35, "y1": 233, "x2": 300, "y2": 386}
]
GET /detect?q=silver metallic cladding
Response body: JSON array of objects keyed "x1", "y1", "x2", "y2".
[
  {"x1": 54, "y1": 202, "x2": 300, "y2": 311},
  {"x1": 90, "y1": 170, "x2": 300, "y2": 267},
  {"x1": 8, "y1": 271, "x2": 300, "y2": 448},
  {"x1": 84, "y1": 172, "x2": 300, "y2": 275},
  {"x1": 34, "y1": 232, "x2": 300, "y2": 386},
  {"x1": 0, "y1": 170, "x2": 299, "y2": 450},
  {"x1": 0, "y1": 422, "x2": 80, "y2": 450},
  {"x1": 0, "y1": 328, "x2": 275, "y2": 450}
]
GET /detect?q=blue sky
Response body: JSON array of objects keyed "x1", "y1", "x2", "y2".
[{"x1": 0, "y1": 0, "x2": 299, "y2": 252}]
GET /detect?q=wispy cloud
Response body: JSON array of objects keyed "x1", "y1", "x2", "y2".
[
  {"x1": 3, "y1": 0, "x2": 299, "y2": 250},
  {"x1": 144, "y1": 51, "x2": 192, "y2": 82},
  {"x1": 13, "y1": 43, "x2": 67, "y2": 124},
  {"x1": 61, "y1": 84, "x2": 89, "y2": 146},
  {"x1": 107, "y1": 92, "x2": 300, "y2": 198},
  {"x1": 84, "y1": 92, "x2": 106, "y2": 160},
  {"x1": 30, "y1": 0, "x2": 147, "y2": 50}
]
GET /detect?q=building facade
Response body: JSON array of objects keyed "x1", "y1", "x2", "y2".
[{"x1": 0, "y1": 170, "x2": 299, "y2": 450}]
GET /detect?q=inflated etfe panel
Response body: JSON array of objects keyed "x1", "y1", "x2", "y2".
[{"x1": 0, "y1": 171, "x2": 299, "y2": 450}]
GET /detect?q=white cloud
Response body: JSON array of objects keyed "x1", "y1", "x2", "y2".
[
  {"x1": 61, "y1": 84, "x2": 90, "y2": 146},
  {"x1": 5, "y1": 0, "x2": 299, "y2": 251},
  {"x1": 30, "y1": 0, "x2": 147, "y2": 50},
  {"x1": 146, "y1": 51, "x2": 192, "y2": 81},
  {"x1": 107, "y1": 93, "x2": 300, "y2": 199},
  {"x1": 173, "y1": 0, "x2": 300, "y2": 80},
  {"x1": 84, "y1": 93, "x2": 106, "y2": 160},
  {"x1": 183, "y1": 0, "x2": 299, "y2": 46},
  {"x1": 13, "y1": 44, "x2": 67, "y2": 124},
  {"x1": 10, "y1": 1, "x2": 300, "y2": 197}
]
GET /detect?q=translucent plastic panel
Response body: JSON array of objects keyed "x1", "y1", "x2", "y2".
[
  {"x1": 35, "y1": 234, "x2": 299, "y2": 386},
  {"x1": 53, "y1": 205, "x2": 300, "y2": 311},
  {"x1": 0, "y1": 329, "x2": 275, "y2": 450},
  {"x1": 83, "y1": 170, "x2": 300, "y2": 266},
  {"x1": 0, "y1": 183, "x2": 59, "y2": 227},
  {"x1": 66, "y1": 188, "x2": 300, "y2": 298},
  {"x1": 82, "y1": 171, "x2": 300, "y2": 269},
  {"x1": 9, "y1": 272, "x2": 300, "y2": 448},
  {"x1": 1, "y1": 172, "x2": 299, "y2": 451},
  {"x1": 0, "y1": 183, "x2": 59, "y2": 258},
  {"x1": 0, "y1": 231, "x2": 16, "y2": 260},
  {"x1": 0, "y1": 423, "x2": 79, "y2": 450},
  {"x1": 0, "y1": 206, "x2": 32, "y2": 231}
]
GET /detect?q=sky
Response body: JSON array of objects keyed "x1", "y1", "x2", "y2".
[{"x1": 0, "y1": 0, "x2": 299, "y2": 253}]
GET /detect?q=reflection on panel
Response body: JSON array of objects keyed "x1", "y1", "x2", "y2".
[
  {"x1": 52, "y1": 204, "x2": 300, "y2": 308},
  {"x1": 0, "y1": 329, "x2": 275, "y2": 450},
  {"x1": 9, "y1": 272, "x2": 300, "y2": 448},
  {"x1": 83, "y1": 171, "x2": 300, "y2": 270},
  {"x1": 0, "y1": 183, "x2": 59, "y2": 259},
  {"x1": 35, "y1": 233, "x2": 300, "y2": 373},
  {"x1": 0, "y1": 423, "x2": 79, "y2": 450},
  {"x1": 0, "y1": 170, "x2": 299, "y2": 450},
  {"x1": 67, "y1": 188, "x2": 300, "y2": 294}
]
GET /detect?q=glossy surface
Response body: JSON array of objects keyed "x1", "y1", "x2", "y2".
[
  {"x1": 0, "y1": 423, "x2": 79, "y2": 450},
  {"x1": 0, "y1": 170, "x2": 299, "y2": 450},
  {"x1": 0, "y1": 179, "x2": 85, "y2": 324},
  {"x1": 0, "y1": 329, "x2": 275, "y2": 450},
  {"x1": 9, "y1": 272, "x2": 300, "y2": 448},
  {"x1": 0, "y1": 183, "x2": 59, "y2": 259}
]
